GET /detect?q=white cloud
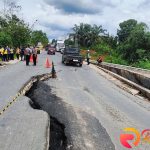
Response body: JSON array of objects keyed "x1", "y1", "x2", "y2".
[{"x1": 1, "y1": 0, "x2": 150, "y2": 40}]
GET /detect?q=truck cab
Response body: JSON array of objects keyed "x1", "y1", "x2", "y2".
[
  {"x1": 62, "y1": 47, "x2": 83, "y2": 67},
  {"x1": 56, "y1": 40, "x2": 65, "y2": 53}
]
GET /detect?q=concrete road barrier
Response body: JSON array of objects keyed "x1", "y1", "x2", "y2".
[
  {"x1": 91, "y1": 61, "x2": 150, "y2": 99},
  {"x1": 99, "y1": 62, "x2": 150, "y2": 89}
]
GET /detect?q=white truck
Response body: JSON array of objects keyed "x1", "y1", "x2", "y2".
[{"x1": 56, "y1": 40, "x2": 65, "y2": 53}]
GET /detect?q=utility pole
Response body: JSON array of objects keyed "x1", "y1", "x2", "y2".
[
  {"x1": 30, "y1": 19, "x2": 38, "y2": 45},
  {"x1": 3, "y1": 0, "x2": 7, "y2": 16},
  {"x1": 30, "y1": 20, "x2": 38, "y2": 31},
  {"x1": 75, "y1": 32, "x2": 79, "y2": 48}
]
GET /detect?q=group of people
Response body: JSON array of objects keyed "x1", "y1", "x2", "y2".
[
  {"x1": 0, "y1": 46, "x2": 15, "y2": 61},
  {"x1": 0, "y1": 46, "x2": 25, "y2": 62},
  {"x1": 25, "y1": 46, "x2": 38, "y2": 66},
  {"x1": 0, "y1": 46, "x2": 38, "y2": 66}
]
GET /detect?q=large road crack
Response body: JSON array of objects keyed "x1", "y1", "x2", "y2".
[{"x1": 26, "y1": 81, "x2": 115, "y2": 150}]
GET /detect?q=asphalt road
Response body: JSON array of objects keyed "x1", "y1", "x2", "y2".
[
  {"x1": 0, "y1": 52, "x2": 51, "y2": 111},
  {"x1": 0, "y1": 52, "x2": 51, "y2": 150},
  {"x1": 0, "y1": 52, "x2": 150, "y2": 149},
  {"x1": 45, "y1": 52, "x2": 150, "y2": 150},
  {"x1": 0, "y1": 96, "x2": 49, "y2": 150}
]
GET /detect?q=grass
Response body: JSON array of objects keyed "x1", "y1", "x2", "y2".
[
  {"x1": 133, "y1": 60, "x2": 150, "y2": 70},
  {"x1": 80, "y1": 49, "x2": 150, "y2": 70}
]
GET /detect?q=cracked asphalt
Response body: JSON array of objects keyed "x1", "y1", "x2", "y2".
[
  {"x1": 29, "y1": 81, "x2": 115, "y2": 150},
  {"x1": 44, "y1": 53, "x2": 150, "y2": 150},
  {"x1": 0, "y1": 51, "x2": 150, "y2": 150},
  {"x1": 0, "y1": 52, "x2": 51, "y2": 111}
]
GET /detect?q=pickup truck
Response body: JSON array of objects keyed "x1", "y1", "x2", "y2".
[
  {"x1": 62, "y1": 47, "x2": 83, "y2": 67},
  {"x1": 47, "y1": 45, "x2": 56, "y2": 55}
]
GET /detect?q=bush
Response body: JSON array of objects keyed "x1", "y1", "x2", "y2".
[
  {"x1": 133, "y1": 60, "x2": 150, "y2": 69},
  {"x1": 104, "y1": 53, "x2": 128, "y2": 65},
  {"x1": 92, "y1": 43, "x2": 111, "y2": 54}
]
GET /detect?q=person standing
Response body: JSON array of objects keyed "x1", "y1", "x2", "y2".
[
  {"x1": 10, "y1": 48, "x2": 14, "y2": 60},
  {"x1": 1, "y1": 47, "x2": 4, "y2": 61},
  {"x1": 25, "y1": 46, "x2": 32, "y2": 66},
  {"x1": 0, "y1": 46, "x2": 3, "y2": 61},
  {"x1": 6, "y1": 46, "x2": 11, "y2": 61},
  {"x1": 20, "y1": 47, "x2": 25, "y2": 61},
  {"x1": 32, "y1": 47, "x2": 37, "y2": 66},
  {"x1": 3, "y1": 47, "x2": 8, "y2": 61},
  {"x1": 16, "y1": 47, "x2": 20, "y2": 60},
  {"x1": 86, "y1": 50, "x2": 90, "y2": 65}
]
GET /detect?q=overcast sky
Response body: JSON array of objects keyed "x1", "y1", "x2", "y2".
[{"x1": 1, "y1": 0, "x2": 150, "y2": 40}]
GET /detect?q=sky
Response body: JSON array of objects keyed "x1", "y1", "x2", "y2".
[{"x1": 1, "y1": 0, "x2": 150, "y2": 40}]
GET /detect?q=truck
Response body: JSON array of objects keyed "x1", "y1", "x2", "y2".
[
  {"x1": 56, "y1": 40, "x2": 65, "y2": 53},
  {"x1": 47, "y1": 45, "x2": 56, "y2": 55},
  {"x1": 62, "y1": 47, "x2": 83, "y2": 67},
  {"x1": 36, "y1": 42, "x2": 43, "y2": 54}
]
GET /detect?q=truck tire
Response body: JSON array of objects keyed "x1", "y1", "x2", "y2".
[
  {"x1": 62, "y1": 58, "x2": 66, "y2": 64},
  {"x1": 62, "y1": 56, "x2": 64, "y2": 63},
  {"x1": 79, "y1": 64, "x2": 82, "y2": 67}
]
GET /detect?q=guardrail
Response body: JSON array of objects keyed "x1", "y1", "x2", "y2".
[
  {"x1": 100, "y1": 62, "x2": 150, "y2": 90},
  {"x1": 91, "y1": 61, "x2": 150, "y2": 99}
]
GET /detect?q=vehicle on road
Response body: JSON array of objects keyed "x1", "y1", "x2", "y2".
[
  {"x1": 37, "y1": 46, "x2": 42, "y2": 54},
  {"x1": 60, "y1": 48, "x2": 64, "y2": 54},
  {"x1": 56, "y1": 40, "x2": 65, "y2": 52},
  {"x1": 37, "y1": 42, "x2": 43, "y2": 54},
  {"x1": 47, "y1": 45, "x2": 56, "y2": 55},
  {"x1": 62, "y1": 47, "x2": 83, "y2": 67}
]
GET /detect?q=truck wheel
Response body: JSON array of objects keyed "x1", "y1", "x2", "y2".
[
  {"x1": 79, "y1": 64, "x2": 82, "y2": 67},
  {"x1": 62, "y1": 58, "x2": 65, "y2": 64},
  {"x1": 64, "y1": 61, "x2": 68, "y2": 66}
]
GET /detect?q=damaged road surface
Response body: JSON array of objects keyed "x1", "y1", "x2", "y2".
[
  {"x1": 43, "y1": 53, "x2": 150, "y2": 150},
  {"x1": 27, "y1": 81, "x2": 115, "y2": 150},
  {"x1": 1, "y1": 52, "x2": 150, "y2": 150}
]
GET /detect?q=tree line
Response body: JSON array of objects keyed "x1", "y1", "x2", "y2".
[
  {"x1": 0, "y1": 1, "x2": 49, "y2": 49},
  {"x1": 65, "y1": 20, "x2": 150, "y2": 69}
]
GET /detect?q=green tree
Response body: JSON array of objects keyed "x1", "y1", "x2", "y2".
[
  {"x1": 64, "y1": 39, "x2": 74, "y2": 46},
  {"x1": 52, "y1": 39, "x2": 56, "y2": 44},
  {"x1": 117, "y1": 19, "x2": 137, "y2": 43},
  {"x1": 7, "y1": 15, "x2": 31, "y2": 47},
  {"x1": 117, "y1": 21, "x2": 150, "y2": 63},
  {"x1": 31, "y1": 30, "x2": 49, "y2": 46},
  {"x1": 101, "y1": 34, "x2": 117, "y2": 49},
  {"x1": 0, "y1": 31, "x2": 12, "y2": 47},
  {"x1": 0, "y1": 1, "x2": 31, "y2": 48},
  {"x1": 0, "y1": 1, "x2": 48, "y2": 48},
  {"x1": 73, "y1": 23, "x2": 105, "y2": 47}
]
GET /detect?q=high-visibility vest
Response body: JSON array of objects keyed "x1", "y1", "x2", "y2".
[
  {"x1": 10, "y1": 49, "x2": 14, "y2": 54},
  {"x1": 0, "y1": 48, "x2": 4, "y2": 55},
  {"x1": 4, "y1": 49, "x2": 8, "y2": 55}
]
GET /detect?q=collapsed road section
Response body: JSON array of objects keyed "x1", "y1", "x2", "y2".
[
  {"x1": 0, "y1": 67, "x2": 115, "y2": 150},
  {"x1": 0, "y1": 73, "x2": 53, "y2": 150},
  {"x1": 26, "y1": 81, "x2": 115, "y2": 150},
  {"x1": 0, "y1": 96, "x2": 50, "y2": 150}
]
